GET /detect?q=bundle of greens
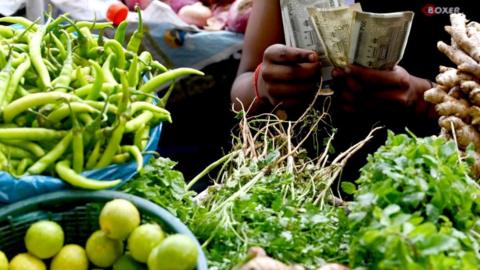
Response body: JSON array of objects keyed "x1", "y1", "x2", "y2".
[
  {"x1": 123, "y1": 99, "x2": 375, "y2": 269},
  {"x1": 347, "y1": 131, "x2": 480, "y2": 269}
]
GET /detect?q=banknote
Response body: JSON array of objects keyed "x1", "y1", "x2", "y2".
[
  {"x1": 280, "y1": 0, "x2": 344, "y2": 82},
  {"x1": 308, "y1": 4, "x2": 362, "y2": 68},
  {"x1": 280, "y1": 0, "x2": 342, "y2": 50},
  {"x1": 348, "y1": 10, "x2": 414, "y2": 69}
]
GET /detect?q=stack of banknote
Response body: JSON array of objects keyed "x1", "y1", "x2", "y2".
[{"x1": 280, "y1": 0, "x2": 414, "y2": 81}]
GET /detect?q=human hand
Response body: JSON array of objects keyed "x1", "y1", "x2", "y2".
[
  {"x1": 331, "y1": 64, "x2": 429, "y2": 117},
  {"x1": 256, "y1": 44, "x2": 322, "y2": 109}
]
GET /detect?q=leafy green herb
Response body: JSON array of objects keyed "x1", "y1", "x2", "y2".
[
  {"x1": 121, "y1": 157, "x2": 197, "y2": 222},
  {"x1": 347, "y1": 131, "x2": 480, "y2": 269}
]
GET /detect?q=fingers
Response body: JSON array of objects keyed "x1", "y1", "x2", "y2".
[
  {"x1": 265, "y1": 80, "x2": 318, "y2": 98},
  {"x1": 332, "y1": 65, "x2": 410, "y2": 90},
  {"x1": 262, "y1": 61, "x2": 321, "y2": 82},
  {"x1": 344, "y1": 65, "x2": 410, "y2": 89},
  {"x1": 264, "y1": 44, "x2": 318, "y2": 64}
]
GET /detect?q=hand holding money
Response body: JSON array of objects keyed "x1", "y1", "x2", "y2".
[
  {"x1": 281, "y1": 0, "x2": 414, "y2": 73},
  {"x1": 255, "y1": 44, "x2": 323, "y2": 108},
  {"x1": 331, "y1": 64, "x2": 432, "y2": 118}
]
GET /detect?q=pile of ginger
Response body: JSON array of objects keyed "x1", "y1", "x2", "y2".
[{"x1": 424, "y1": 13, "x2": 480, "y2": 162}]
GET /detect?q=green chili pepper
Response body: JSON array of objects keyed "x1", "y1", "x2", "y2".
[
  {"x1": 0, "y1": 128, "x2": 67, "y2": 141},
  {"x1": 95, "y1": 115, "x2": 126, "y2": 169},
  {"x1": 45, "y1": 13, "x2": 70, "y2": 33},
  {"x1": 127, "y1": 54, "x2": 139, "y2": 88},
  {"x1": 67, "y1": 21, "x2": 113, "y2": 32},
  {"x1": 27, "y1": 131, "x2": 73, "y2": 175},
  {"x1": 2, "y1": 53, "x2": 31, "y2": 108},
  {"x1": 104, "y1": 39, "x2": 126, "y2": 69},
  {"x1": 0, "y1": 140, "x2": 45, "y2": 157},
  {"x1": 125, "y1": 111, "x2": 154, "y2": 133},
  {"x1": 85, "y1": 138, "x2": 102, "y2": 170},
  {"x1": 29, "y1": 30, "x2": 52, "y2": 89},
  {"x1": 0, "y1": 25, "x2": 14, "y2": 38},
  {"x1": 46, "y1": 102, "x2": 98, "y2": 124},
  {"x1": 131, "y1": 101, "x2": 172, "y2": 121},
  {"x1": 87, "y1": 60, "x2": 105, "y2": 100},
  {"x1": 121, "y1": 145, "x2": 143, "y2": 172},
  {"x1": 126, "y1": 6, "x2": 144, "y2": 53},
  {"x1": 3, "y1": 91, "x2": 79, "y2": 123},
  {"x1": 115, "y1": 20, "x2": 128, "y2": 46},
  {"x1": 102, "y1": 54, "x2": 118, "y2": 84},
  {"x1": 47, "y1": 33, "x2": 67, "y2": 60},
  {"x1": 0, "y1": 16, "x2": 39, "y2": 31},
  {"x1": 139, "y1": 67, "x2": 204, "y2": 93},
  {"x1": 111, "y1": 153, "x2": 130, "y2": 164},
  {"x1": 0, "y1": 143, "x2": 34, "y2": 159},
  {"x1": 0, "y1": 52, "x2": 14, "y2": 106},
  {"x1": 56, "y1": 159, "x2": 121, "y2": 190},
  {"x1": 16, "y1": 158, "x2": 33, "y2": 176},
  {"x1": 52, "y1": 31, "x2": 74, "y2": 90},
  {"x1": 73, "y1": 83, "x2": 116, "y2": 98}
]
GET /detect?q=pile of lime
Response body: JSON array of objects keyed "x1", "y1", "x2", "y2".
[{"x1": 0, "y1": 198, "x2": 199, "y2": 270}]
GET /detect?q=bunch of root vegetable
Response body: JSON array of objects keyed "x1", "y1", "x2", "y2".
[{"x1": 424, "y1": 13, "x2": 480, "y2": 158}]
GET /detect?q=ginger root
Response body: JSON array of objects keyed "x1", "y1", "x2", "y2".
[
  {"x1": 439, "y1": 116, "x2": 480, "y2": 151},
  {"x1": 448, "y1": 13, "x2": 480, "y2": 62},
  {"x1": 239, "y1": 256, "x2": 305, "y2": 270},
  {"x1": 237, "y1": 247, "x2": 349, "y2": 270},
  {"x1": 238, "y1": 248, "x2": 304, "y2": 270},
  {"x1": 426, "y1": 13, "x2": 480, "y2": 162},
  {"x1": 437, "y1": 40, "x2": 477, "y2": 66}
]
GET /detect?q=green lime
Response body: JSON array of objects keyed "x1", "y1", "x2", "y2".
[
  {"x1": 8, "y1": 253, "x2": 46, "y2": 270},
  {"x1": 0, "y1": 250, "x2": 8, "y2": 270},
  {"x1": 128, "y1": 223, "x2": 165, "y2": 263},
  {"x1": 99, "y1": 199, "x2": 141, "y2": 240},
  {"x1": 86, "y1": 230, "x2": 124, "y2": 268},
  {"x1": 113, "y1": 254, "x2": 147, "y2": 270},
  {"x1": 50, "y1": 244, "x2": 88, "y2": 270},
  {"x1": 24, "y1": 220, "x2": 64, "y2": 259},
  {"x1": 147, "y1": 234, "x2": 198, "y2": 270}
]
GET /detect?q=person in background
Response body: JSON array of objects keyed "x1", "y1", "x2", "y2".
[{"x1": 230, "y1": 0, "x2": 478, "y2": 178}]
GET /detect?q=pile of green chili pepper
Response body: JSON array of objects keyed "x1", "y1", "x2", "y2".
[{"x1": 0, "y1": 11, "x2": 203, "y2": 189}]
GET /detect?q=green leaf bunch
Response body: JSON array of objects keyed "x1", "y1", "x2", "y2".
[{"x1": 347, "y1": 131, "x2": 480, "y2": 269}]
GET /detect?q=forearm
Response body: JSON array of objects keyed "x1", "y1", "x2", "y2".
[{"x1": 231, "y1": 72, "x2": 268, "y2": 114}]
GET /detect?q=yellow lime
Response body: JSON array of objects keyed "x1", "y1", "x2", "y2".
[
  {"x1": 8, "y1": 253, "x2": 45, "y2": 270},
  {"x1": 0, "y1": 250, "x2": 8, "y2": 270},
  {"x1": 99, "y1": 199, "x2": 141, "y2": 240},
  {"x1": 113, "y1": 254, "x2": 147, "y2": 270},
  {"x1": 147, "y1": 234, "x2": 198, "y2": 270},
  {"x1": 128, "y1": 223, "x2": 165, "y2": 263},
  {"x1": 24, "y1": 220, "x2": 64, "y2": 259},
  {"x1": 86, "y1": 230, "x2": 124, "y2": 268},
  {"x1": 50, "y1": 244, "x2": 88, "y2": 270}
]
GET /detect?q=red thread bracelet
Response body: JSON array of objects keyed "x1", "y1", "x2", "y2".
[{"x1": 253, "y1": 63, "x2": 262, "y2": 100}]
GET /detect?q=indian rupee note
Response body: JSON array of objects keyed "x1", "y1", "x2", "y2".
[
  {"x1": 308, "y1": 4, "x2": 362, "y2": 68},
  {"x1": 280, "y1": 0, "x2": 343, "y2": 82},
  {"x1": 348, "y1": 10, "x2": 414, "y2": 69}
]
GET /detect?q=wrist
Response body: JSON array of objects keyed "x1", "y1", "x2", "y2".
[{"x1": 253, "y1": 63, "x2": 263, "y2": 100}]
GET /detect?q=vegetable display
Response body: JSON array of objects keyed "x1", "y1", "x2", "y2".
[
  {"x1": 0, "y1": 11, "x2": 203, "y2": 189},
  {"x1": 123, "y1": 101, "x2": 372, "y2": 269},
  {"x1": 424, "y1": 14, "x2": 480, "y2": 162},
  {"x1": 125, "y1": 129, "x2": 480, "y2": 269}
]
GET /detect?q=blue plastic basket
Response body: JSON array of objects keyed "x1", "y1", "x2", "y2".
[{"x1": 0, "y1": 190, "x2": 208, "y2": 270}]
